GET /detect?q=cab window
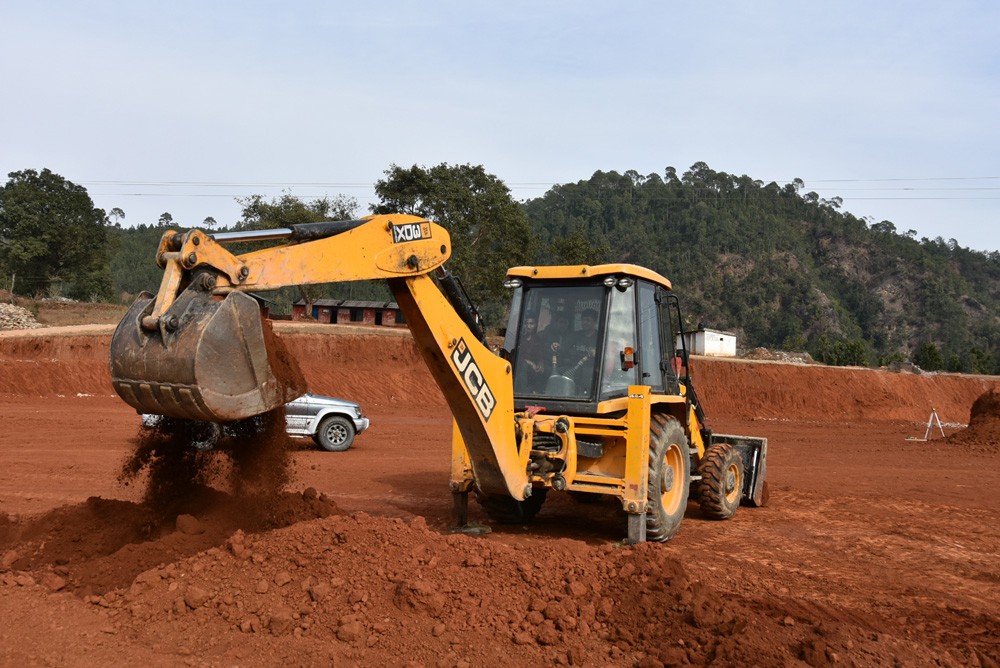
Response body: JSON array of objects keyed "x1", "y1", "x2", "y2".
[
  {"x1": 638, "y1": 281, "x2": 664, "y2": 391},
  {"x1": 599, "y1": 284, "x2": 637, "y2": 400}
]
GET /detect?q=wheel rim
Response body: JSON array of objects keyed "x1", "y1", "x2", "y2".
[
  {"x1": 660, "y1": 442, "x2": 685, "y2": 514},
  {"x1": 326, "y1": 423, "x2": 347, "y2": 444},
  {"x1": 724, "y1": 462, "x2": 741, "y2": 505}
]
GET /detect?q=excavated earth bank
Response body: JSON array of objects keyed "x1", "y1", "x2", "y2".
[{"x1": 0, "y1": 323, "x2": 998, "y2": 667}]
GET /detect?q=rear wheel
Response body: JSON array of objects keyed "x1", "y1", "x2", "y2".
[
  {"x1": 313, "y1": 415, "x2": 355, "y2": 452},
  {"x1": 646, "y1": 416, "x2": 691, "y2": 542},
  {"x1": 697, "y1": 443, "x2": 744, "y2": 520},
  {"x1": 475, "y1": 488, "x2": 547, "y2": 524}
]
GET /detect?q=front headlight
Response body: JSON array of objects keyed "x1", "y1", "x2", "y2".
[{"x1": 354, "y1": 406, "x2": 363, "y2": 418}]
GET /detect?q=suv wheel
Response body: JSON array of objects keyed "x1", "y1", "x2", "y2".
[{"x1": 313, "y1": 415, "x2": 355, "y2": 452}]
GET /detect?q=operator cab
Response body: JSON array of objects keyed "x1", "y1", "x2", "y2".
[{"x1": 502, "y1": 264, "x2": 681, "y2": 413}]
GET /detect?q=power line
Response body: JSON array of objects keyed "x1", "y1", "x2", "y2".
[
  {"x1": 78, "y1": 180, "x2": 374, "y2": 188},
  {"x1": 800, "y1": 176, "x2": 1000, "y2": 183},
  {"x1": 78, "y1": 176, "x2": 1000, "y2": 194},
  {"x1": 87, "y1": 191, "x2": 1000, "y2": 202},
  {"x1": 74, "y1": 175, "x2": 1000, "y2": 206}
]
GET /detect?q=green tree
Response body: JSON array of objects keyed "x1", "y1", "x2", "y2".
[
  {"x1": 372, "y1": 163, "x2": 533, "y2": 324},
  {"x1": 548, "y1": 224, "x2": 610, "y2": 265},
  {"x1": 967, "y1": 347, "x2": 992, "y2": 375},
  {"x1": 945, "y1": 353, "x2": 963, "y2": 372},
  {"x1": 233, "y1": 192, "x2": 362, "y2": 314},
  {"x1": 236, "y1": 192, "x2": 357, "y2": 230},
  {"x1": 108, "y1": 207, "x2": 125, "y2": 226},
  {"x1": 0, "y1": 168, "x2": 113, "y2": 300},
  {"x1": 158, "y1": 212, "x2": 173, "y2": 227},
  {"x1": 812, "y1": 336, "x2": 870, "y2": 367},
  {"x1": 109, "y1": 223, "x2": 174, "y2": 298},
  {"x1": 913, "y1": 342, "x2": 943, "y2": 371}
]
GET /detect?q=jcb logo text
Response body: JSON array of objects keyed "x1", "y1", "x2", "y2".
[{"x1": 451, "y1": 339, "x2": 495, "y2": 421}]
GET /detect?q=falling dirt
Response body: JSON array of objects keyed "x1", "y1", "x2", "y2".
[
  {"x1": 122, "y1": 409, "x2": 297, "y2": 510},
  {"x1": 1, "y1": 324, "x2": 999, "y2": 666},
  {"x1": 261, "y1": 316, "x2": 309, "y2": 408}
]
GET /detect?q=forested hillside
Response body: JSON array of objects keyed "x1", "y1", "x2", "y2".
[
  {"x1": 92, "y1": 163, "x2": 1000, "y2": 373},
  {"x1": 523, "y1": 163, "x2": 1000, "y2": 373}
]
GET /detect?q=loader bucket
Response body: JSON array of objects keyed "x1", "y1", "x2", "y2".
[
  {"x1": 110, "y1": 289, "x2": 306, "y2": 422},
  {"x1": 709, "y1": 433, "x2": 769, "y2": 507}
]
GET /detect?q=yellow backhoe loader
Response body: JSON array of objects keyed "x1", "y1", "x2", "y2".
[{"x1": 110, "y1": 214, "x2": 767, "y2": 543}]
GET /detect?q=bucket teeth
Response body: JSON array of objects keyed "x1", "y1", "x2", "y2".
[{"x1": 110, "y1": 380, "x2": 216, "y2": 421}]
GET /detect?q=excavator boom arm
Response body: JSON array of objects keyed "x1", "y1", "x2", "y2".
[{"x1": 109, "y1": 214, "x2": 528, "y2": 499}]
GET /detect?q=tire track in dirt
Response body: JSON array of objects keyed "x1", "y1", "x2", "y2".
[{"x1": 699, "y1": 488, "x2": 1000, "y2": 652}]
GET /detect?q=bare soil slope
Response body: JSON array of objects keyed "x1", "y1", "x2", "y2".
[{"x1": 1, "y1": 325, "x2": 998, "y2": 667}]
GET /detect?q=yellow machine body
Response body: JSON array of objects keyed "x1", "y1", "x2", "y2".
[{"x1": 109, "y1": 214, "x2": 767, "y2": 543}]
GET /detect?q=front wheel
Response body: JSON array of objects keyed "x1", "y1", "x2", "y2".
[
  {"x1": 313, "y1": 415, "x2": 355, "y2": 452},
  {"x1": 645, "y1": 416, "x2": 691, "y2": 542}
]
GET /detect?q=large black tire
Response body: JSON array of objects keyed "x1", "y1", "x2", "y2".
[
  {"x1": 475, "y1": 488, "x2": 548, "y2": 524},
  {"x1": 697, "y1": 443, "x2": 744, "y2": 520},
  {"x1": 645, "y1": 415, "x2": 691, "y2": 542},
  {"x1": 313, "y1": 415, "x2": 355, "y2": 452}
]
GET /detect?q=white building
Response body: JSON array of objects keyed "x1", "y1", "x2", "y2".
[{"x1": 677, "y1": 327, "x2": 737, "y2": 357}]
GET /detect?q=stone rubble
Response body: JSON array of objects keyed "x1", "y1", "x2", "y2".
[{"x1": 0, "y1": 303, "x2": 45, "y2": 331}]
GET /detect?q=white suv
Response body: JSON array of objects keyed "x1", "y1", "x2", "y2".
[
  {"x1": 142, "y1": 392, "x2": 370, "y2": 452},
  {"x1": 284, "y1": 392, "x2": 370, "y2": 451}
]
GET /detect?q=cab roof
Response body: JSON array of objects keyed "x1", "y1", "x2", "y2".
[{"x1": 506, "y1": 263, "x2": 672, "y2": 290}]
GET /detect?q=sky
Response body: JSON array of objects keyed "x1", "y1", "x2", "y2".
[{"x1": 2, "y1": 2, "x2": 998, "y2": 252}]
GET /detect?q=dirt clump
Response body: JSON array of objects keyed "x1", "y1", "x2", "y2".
[
  {"x1": 0, "y1": 487, "x2": 340, "y2": 598},
  {"x1": 945, "y1": 386, "x2": 1000, "y2": 453},
  {"x1": 0, "y1": 511, "x2": 822, "y2": 665}
]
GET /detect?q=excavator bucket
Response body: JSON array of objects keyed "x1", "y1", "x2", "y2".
[{"x1": 109, "y1": 289, "x2": 306, "y2": 422}]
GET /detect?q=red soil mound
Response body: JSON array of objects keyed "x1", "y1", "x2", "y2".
[
  {"x1": 691, "y1": 358, "x2": 995, "y2": 424},
  {"x1": 282, "y1": 331, "x2": 445, "y2": 410},
  {"x1": 2, "y1": 325, "x2": 998, "y2": 665},
  {"x1": 0, "y1": 507, "x2": 875, "y2": 666},
  {"x1": 1, "y1": 325, "x2": 995, "y2": 424},
  {"x1": 945, "y1": 388, "x2": 1000, "y2": 453},
  {"x1": 0, "y1": 487, "x2": 341, "y2": 597},
  {"x1": 0, "y1": 330, "x2": 116, "y2": 395}
]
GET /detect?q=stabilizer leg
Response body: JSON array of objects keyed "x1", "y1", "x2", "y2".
[
  {"x1": 452, "y1": 490, "x2": 469, "y2": 528},
  {"x1": 627, "y1": 512, "x2": 647, "y2": 544}
]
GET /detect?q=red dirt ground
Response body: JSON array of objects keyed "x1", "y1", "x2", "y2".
[{"x1": 1, "y1": 323, "x2": 999, "y2": 667}]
